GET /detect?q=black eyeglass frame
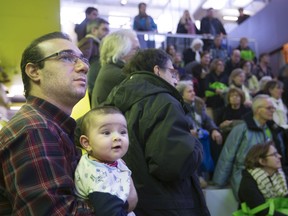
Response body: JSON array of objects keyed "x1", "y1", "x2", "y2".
[{"x1": 35, "y1": 50, "x2": 89, "y2": 66}]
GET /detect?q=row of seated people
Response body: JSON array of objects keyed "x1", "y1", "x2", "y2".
[
  {"x1": 167, "y1": 35, "x2": 257, "y2": 67},
  {"x1": 166, "y1": 39, "x2": 271, "y2": 81}
]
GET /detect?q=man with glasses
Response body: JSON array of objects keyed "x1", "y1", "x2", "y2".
[
  {"x1": 0, "y1": 32, "x2": 94, "y2": 215},
  {"x1": 213, "y1": 94, "x2": 286, "y2": 201}
]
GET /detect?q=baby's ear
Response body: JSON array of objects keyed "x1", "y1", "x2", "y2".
[{"x1": 79, "y1": 135, "x2": 91, "y2": 151}]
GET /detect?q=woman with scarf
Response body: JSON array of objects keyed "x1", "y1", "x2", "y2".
[{"x1": 238, "y1": 141, "x2": 288, "y2": 216}]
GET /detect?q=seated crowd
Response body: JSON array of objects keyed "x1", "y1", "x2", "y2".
[{"x1": 1, "y1": 6, "x2": 288, "y2": 215}]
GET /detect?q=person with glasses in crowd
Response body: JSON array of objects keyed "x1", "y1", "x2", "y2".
[
  {"x1": 238, "y1": 141, "x2": 288, "y2": 216},
  {"x1": 105, "y1": 48, "x2": 210, "y2": 216},
  {"x1": 0, "y1": 32, "x2": 95, "y2": 215},
  {"x1": 213, "y1": 94, "x2": 286, "y2": 201}
]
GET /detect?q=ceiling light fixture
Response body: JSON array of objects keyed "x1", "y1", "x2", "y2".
[
  {"x1": 202, "y1": 0, "x2": 229, "y2": 10},
  {"x1": 232, "y1": 0, "x2": 253, "y2": 8},
  {"x1": 120, "y1": 0, "x2": 127, "y2": 5},
  {"x1": 223, "y1": 16, "x2": 238, "y2": 21}
]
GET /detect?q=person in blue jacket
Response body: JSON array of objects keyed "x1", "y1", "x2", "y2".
[{"x1": 213, "y1": 94, "x2": 286, "y2": 200}]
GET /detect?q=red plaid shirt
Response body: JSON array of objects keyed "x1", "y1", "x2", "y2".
[{"x1": 0, "y1": 96, "x2": 94, "y2": 215}]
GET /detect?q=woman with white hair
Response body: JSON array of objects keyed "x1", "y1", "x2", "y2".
[
  {"x1": 183, "y1": 38, "x2": 204, "y2": 65},
  {"x1": 91, "y1": 29, "x2": 140, "y2": 107}
]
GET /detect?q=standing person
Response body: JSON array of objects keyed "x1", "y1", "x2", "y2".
[
  {"x1": 75, "y1": 7, "x2": 98, "y2": 41},
  {"x1": 133, "y1": 2, "x2": 157, "y2": 32},
  {"x1": 200, "y1": 8, "x2": 226, "y2": 50},
  {"x1": 213, "y1": 94, "x2": 286, "y2": 200},
  {"x1": 238, "y1": 142, "x2": 288, "y2": 216},
  {"x1": 176, "y1": 10, "x2": 198, "y2": 34},
  {"x1": 78, "y1": 17, "x2": 109, "y2": 102},
  {"x1": 91, "y1": 29, "x2": 140, "y2": 107},
  {"x1": 106, "y1": 48, "x2": 210, "y2": 216},
  {"x1": 133, "y1": 2, "x2": 157, "y2": 48},
  {"x1": 200, "y1": 8, "x2": 226, "y2": 37},
  {"x1": 75, "y1": 106, "x2": 137, "y2": 216},
  {"x1": 0, "y1": 32, "x2": 94, "y2": 215},
  {"x1": 237, "y1": 8, "x2": 250, "y2": 25}
]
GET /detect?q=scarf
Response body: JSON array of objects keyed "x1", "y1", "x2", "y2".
[{"x1": 248, "y1": 167, "x2": 288, "y2": 199}]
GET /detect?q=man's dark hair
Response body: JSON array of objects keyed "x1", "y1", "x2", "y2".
[
  {"x1": 123, "y1": 48, "x2": 172, "y2": 75},
  {"x1": 138, "y1": 2, "x2": 146, "y2": 9},
  {"x1": 85, "y1": 7, "x2": 98, "y2": 16},
  {"x1": 20, "y1": 32, "x2": 71, "y2": 98}
]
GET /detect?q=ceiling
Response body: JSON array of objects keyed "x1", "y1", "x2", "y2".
[{"x1": 60, "y1": 0, "x2": 270, "y2": 34}]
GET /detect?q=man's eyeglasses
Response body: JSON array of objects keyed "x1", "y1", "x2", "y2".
[
  {"x1": 163, "y1": 67, "x2": 178, "y2": 79},
  {"x1": 264, "y1": 151, "x2": 280, "y2": 158},
  {"x1": 36, "y1": 50, "x2": 90, "y2": 66}
]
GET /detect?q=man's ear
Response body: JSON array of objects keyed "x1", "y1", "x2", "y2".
[
  {"x1": 79, "y1": 135, "x2": 92, "y2": 151},
  {"x1": 153, "y1": 65, "x2": 160, "y2": 76},
  {"x1": 25, "y1": 63, "x2": 41, "y2": 82}
]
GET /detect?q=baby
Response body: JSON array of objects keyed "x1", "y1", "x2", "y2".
[{"x1": 75, "y1": 106, "x2": 137, "y2": 215}]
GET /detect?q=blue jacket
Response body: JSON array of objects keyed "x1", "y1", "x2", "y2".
[
  {"x1": 133, "y1": 15, "x2": 157, "y2": 32},
  {"x1": 213, "y1": 112, "x2": 285, "y2": 200}
]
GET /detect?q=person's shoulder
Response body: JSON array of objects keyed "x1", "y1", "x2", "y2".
[{"x1": 0, "y1": 105, "x2": 48, "y2": 145}]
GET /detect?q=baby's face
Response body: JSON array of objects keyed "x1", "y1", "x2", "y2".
[{"x1": 86, "y1": 113, "x2": 129, "y2": 163}]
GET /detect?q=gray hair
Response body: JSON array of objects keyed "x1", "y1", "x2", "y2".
[
  {"x1": 176, "y1": 80, "x2": 193, "y2": 96},
  {"x1": 191, "y1": 38, "x2": 204, "y2": 51},
  {"x1": 252, "y1": 94, "x2": 271, "y2": 113},
  {"x1": 99, "y1": 29, "x2": 138, "y2": 66}
]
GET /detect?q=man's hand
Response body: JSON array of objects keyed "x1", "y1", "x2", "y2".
[{"x1": 211, "y1": 130, "x2": 223, "y2": 145}]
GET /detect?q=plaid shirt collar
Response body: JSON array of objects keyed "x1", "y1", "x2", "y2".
[{"x1": 26, "y1": 96, "x2": 76, "y2": 136}]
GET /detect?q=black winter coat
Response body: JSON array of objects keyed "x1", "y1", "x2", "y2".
[{"x1": 106, "y1": 71, "x2": 210, "y2": 216}]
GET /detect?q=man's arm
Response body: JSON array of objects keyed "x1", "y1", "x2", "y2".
[
  {"x1": 89, "y1": 192, "x2": 129, "y2": 216},
  {"x1": 2, "y1": 128, "x2": 92, "y2": 215}
]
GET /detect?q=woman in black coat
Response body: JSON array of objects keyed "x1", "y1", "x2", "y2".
[{"x1": 106, "y1": 48, "x2": 210, "y2": 216}]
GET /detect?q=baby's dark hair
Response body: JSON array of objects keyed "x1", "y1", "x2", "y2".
[{"x1": 80, "y1": 106, "x2": 123, "y2": 136}]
